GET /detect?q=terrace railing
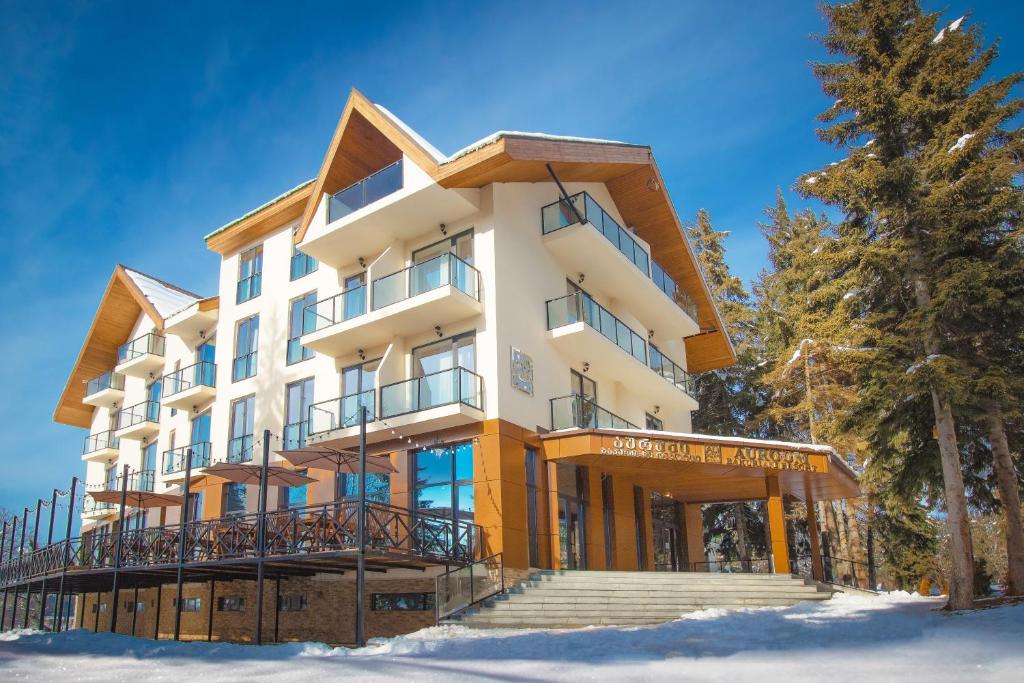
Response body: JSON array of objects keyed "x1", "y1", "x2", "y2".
[
  {"x1": 163, "y1": 361, "x2": 216, "y2": 397},
  {"x1": 380, "y1": 367, "x2": 483, "y2": 419},
  {"x1": 327, "y1": 159, "x2": 403, "y2": 223},
  {"x1": 117, "y1": 333, "x2": 165, "y2": 364},
  {"x1": 85, "y1": 371, "x2": 124, "y2": 396},
  {"x1": 308, "y1": 389, "x2": 376, "y2": 435},
  {"x1": 162, "y1": 442, "x2": 212, "y2": 475},
  {"x1": 649, "y1": 345, "x2": 695, "y2": 399},
  {"x1": 83, "y1": 430, "x2": 120, "y2": 455},
  {"x1": 546, "y1": 290, "x2": 647, "y2": 364},
  {"x1": 115, "y1": 400, "x2": 160, "y2": 431},
  {"x1": 549, "y1": 394, "x2": 638, "y2": 431}
]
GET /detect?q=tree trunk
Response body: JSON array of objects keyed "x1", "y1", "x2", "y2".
[
  {"x1": 909, "y1": 232, "x2": 975, "y2": 610},
  {"x1": 734, "y1": 503, "x2": 751, "y2": 572},
  {"x1": 846, "y1": 500, "x2": 867, "y2": 588},
  {"x1": 986, "y1": 406, "x2": 1024, "y2": 596}
]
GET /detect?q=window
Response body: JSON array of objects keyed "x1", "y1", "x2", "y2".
[
  {"x1": 634, "y1": 485, "x2": 648, "y2": 570},
  {"x1": 287, "y1": 292, "x2": 317, "y2": 365},
  {"x1": 224, "y1": 483, "x2": 247, "y2": 516},
  {"x1": 237, "y1": 245, "x2": 263, "y2": 303},
  {"x1": 602, "y1": 474, "x2": 616, "y2": 570},
  {"x1": 233, "y1": 316, "x2": 259, "y2": 381},
  {"x1": 142, "y1": 441, "x2": 157, "y2": 474},
  {"x1": 645, "y1": 413, "x2": 664, "y2": 431},
  {"x1": 124, "y1": 600, "x2": 144, "y2": 613},
  {"x1": 525, "y1": 448, "x2": 540, "y2": 568},
  {"x1": 414, "y1": 441, "x2": 474, "y2": 524},
  {"x1": 146, "y1": 379, "x2": 162, "y2": 422},
  {"x1": 217, "y1": 596, "x2": 245, "y2": 612},
  {"x1": 280, "y1": 469, "x2": 308, "y2": 510},
  {"x1": 290, "y1": 243, "x2": 318, "y2": 280},
  {"x1": 229, "y1": 395, "x2": 255, "y2": 463},
  {"x1": 335, "y1": 471, "x2": 390, "y2": 503},
  {"x1": 413, "y1": 332, "x2": 475, "y2": 377},
  {"x1": 341, "y1": 358, "x2": 378, "y2": 424},
  {"x1": 174, "y1": 597, "x2": 201, "y2": 612},
  {"x1": 284, "y1": 378, "x2": 315, "y2": 448},
  {"x1": 371, "y1": 593, "x2": 436, "y2": 611},
  {"x1": 278, "y1": 594, "x2": 307, "y2": 611}
]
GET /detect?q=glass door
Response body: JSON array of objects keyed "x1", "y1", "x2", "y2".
[
  {"x1": 341, "y1": 359, "x2": 378, "y2": 425},
  {"x1": 570, "y1": 369, "x2": 597, "y2": 427},
  {"x1": 196, "y1": 338, "x2": 216, "y2": 385},
  {"x1": 412, "y1": 333, "x2": 475, "y2": 409},
  {"x1": 411, "y1": 230, "x2": 474, "y2": 296},
  {"x1": 555, "y1": 463, "x2": 587, "y2": 570},
  {"x1": 285, "y1": 378, "x2": 315, "y2": 447},
  {"x1": 651, "y1": 494, "x2": 683, "y2": 572},
  {"x1": 343, "y1": 273, "x2": 366, "y2": 320},
  {"x1": 146, "y1": 379, "x2": 162, "y2": 421}
]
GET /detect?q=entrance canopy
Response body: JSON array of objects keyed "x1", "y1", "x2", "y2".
[{"x1": 540, "y1": 428, "x2": 859, "y2": 503}]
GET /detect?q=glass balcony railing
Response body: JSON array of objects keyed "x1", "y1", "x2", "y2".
[
  {"x1": 372, "y1": 253, "x2": 479, "y2": 310},
  {"x1": 282, "y1": 421, "x2": 309, "y2": 450},
  {"x1": 83, "y1": 499, "x2": 116, "y2": 514},
  {"x1": 380, "y1": 367, "x2": 483, "y2": 419},
  {"x1": 304, "y1": 253, "x2": 480, "y2": 332},
  {"x1": 542, "y1": 191, "x2": 698, "y2": 322},
  {"x1": 85, "y1": 371, "x2": 124, "y2": 397},
  {"x1": 227, "y1": 434, "x2": 254, "y2": 464},
  {"x1": 549, "y1": 394, "x2": 638, "y2": 431},
  {"x1": 309, "y1": 390, "x2": 376, "y2": 435},
  {"x1": 99, "y1": 470, "x2": 156, "y2": 494},
  {"x1": 546, "y1": 290, "x2": 647, "y2": 365},
  {"x1": 236, "y1": 273, "x2": 262, "y2": 304},
  {"x1": 649, "y1": 345, "x2": 696, "y2": 398},
  {"x1": 83, "y1": 430, "x2": 119, "y2": 455},
  {"x1": 327, "y1": 159, "x2": 403, "y2": 223},
  {"x1": 163, "y1": 361, "x2": 216, "y2": 397},
  {"x1": 117, "y1": 333, "x2": 165, "y2": 364},
  {"x1": 162, "y1": 442, "x2": 212, "y2": 475},
  {"x1": 116, "y1": 400, "x2": 160, "y2": 431}
]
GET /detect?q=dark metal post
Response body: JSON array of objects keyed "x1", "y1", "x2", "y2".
[
  {"x1": 109, "y1": 464, "x2": 130, "y2": 633},
  {"x1": 355, "y1": 405, "x2": 367, "y2": 647},
  {"x1": 154, "y1": 583, "x2": 162, "y2": 639},
  {"x1": 207, "y1": 579, "x2": 215, "y2": 641},
  {"x1": 545, "y1": 163, "x2": 585, "y2": 224},
  {"x1": 93, "y1": 592, "x2": 100, "y2": 631},
  {"x1": 22, "y1": 499, "x2": 43, "y2": 629},
  {"x1": 1, "y1": 521, "x2": 9, "y2": 630},
  {"x1": 254, "y1": 429, "x2": 270, "y2": 645},
  {"x1": 867, "y1": 525, "x2": 877, "y2": 590},
  {"x1": 55, "y1": 477, "x2": 77, "y2": 632},
  {"x1": 173, "y1": 449, "x2": 194, "y2": 640},
  {"x1": 14, "y1": 508, "x2": 27, "y2": 629},
  {"x1": 273, "y1": 576, "x2": 280, "y2": 643},
  {"x1": 131, "y1": 586, "x2": 139, "y2": 635},
  {"x1": 38, "y1": 489, "x2": 57, "y2": 630}
]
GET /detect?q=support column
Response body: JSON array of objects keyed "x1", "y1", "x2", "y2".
[
  {"x1": 207, "y1": 580, "x2": 215, "y2": 642},
  {"x1": 584, "y1": 467, "x2": 606, "y2": 570},
  {"x1": 546, "y1": 461, "x2": 561, "y2": 569},
  {"x1": 766, "y1": 476, "x2": 790, "y2": 574},
  {"x1": 804, "y1": 483, "x2": 825, "y2": 582},
  {"x1": 683, "y1": 503, "x2": 705, "y2": 571}
]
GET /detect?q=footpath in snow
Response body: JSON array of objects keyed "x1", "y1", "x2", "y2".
[{"x1": 0, "y1": 592, "x2": 1021, "y2": 682}]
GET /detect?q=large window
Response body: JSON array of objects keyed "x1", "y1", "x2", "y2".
[
  {"x1": 233, "y1": 315, "x2": 259, "y2": 381},
  {"x1": 284, "y1": 378, "x2": 314, "y2": 449},
  {"x1": 414, "y1": 442, "x2": 473, "y2": 522},
  {"x1": 413, "y1": 332, "x2": 475, "y2": 377},
  {"x1": 371, "y1": 593, "x2": 435, "y2": 611},
  {"x1": 341, "y1": 358, "x2": 378, "y2": 423},
  {"x1": 335, "y1": 471, "x2": 390, "y2": 503},
  {"x1": 290, "y1": 243, "x2": 318, "y2": 281},
  {"x1": 287, "y1": 292, "x2": 316, "y2": 365},
  {"x1": 229, "y1": 395, "x2": 255, "y2": 463},
  {"x1": 236, "y1": 245, "x2": 263, "y2": 303},
  {"x1": 281, "y1": 469, "x2": 308, "y2": 509},
  {"x1": 645, "y1": 413, "x2": 664, "y2": 431},
  {"x1": 224, "y1": 483, "x2": 247, "y2": 516}
]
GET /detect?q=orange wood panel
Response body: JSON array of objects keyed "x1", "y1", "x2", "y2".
[{"x1": 766, "y1": 476, "x2": 790, "y2": 574}]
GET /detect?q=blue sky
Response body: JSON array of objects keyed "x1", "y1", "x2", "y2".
[{"x1": 1, "y1": 1, "x2": 1021, "y2": 522}]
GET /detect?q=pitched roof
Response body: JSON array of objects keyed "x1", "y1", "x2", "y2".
[{"x1": 54, "y1": 265, "x2": 204, "y2": 428}]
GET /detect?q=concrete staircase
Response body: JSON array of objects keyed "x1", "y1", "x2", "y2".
[{"x1": 448, "y1": 570, "x2": 834, "y2": 629}]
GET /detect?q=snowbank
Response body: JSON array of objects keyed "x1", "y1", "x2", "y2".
[{"x1": 0, "y1": 593, "x2": 1020, "y2": 681}]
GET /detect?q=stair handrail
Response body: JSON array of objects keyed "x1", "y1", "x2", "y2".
[{"x1": 435, "y1": 552, "x2": 504, "y2": 622}]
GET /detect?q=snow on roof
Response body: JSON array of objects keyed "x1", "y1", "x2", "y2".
[
  {"x1": 204, "y1": 179, "x2": 315, "y2": 241},
  {"x1": 374, "y1": 104, "x2": 448, "y2": 164},
  {"x1": 122, "y1": 267, "x2": 201, "y2": 319},
  {"x1": 443, "y1": 131, "x2": 641, "y2": 164}
]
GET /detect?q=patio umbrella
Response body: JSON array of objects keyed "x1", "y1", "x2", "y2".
[
  {"x1": 203, "y1": 461, "x2": 319, "y2": 487},
  {"x1": 275, "y1": 445, "x2": 396, "y2": 475},
  {"x1": 87, "y1": 490, "x2": 183, "y2": 509}
]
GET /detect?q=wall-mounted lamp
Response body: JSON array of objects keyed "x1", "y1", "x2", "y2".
[
  {"x1": 648, "y1": 329, "x2": 655, "y2": 340},
  {"x1": 582, "y1": 362, "x2": 590, "y2": 373},
  {"x1": 358, "y1": 257, "x2": 366, "y2": 269},
  {"x1": 357, "y1": 348, "x2": 365, "y2": 361},
  {"x1": 440, "y1": 223, "x2": 447, "y2": 236},
  {"x1": 434, "y1": 325, "x2": 443, "y2": 338},
  {"x1": 199, "y1": 330, "x2": 206, "y2": 339},
  {"x1": 577, "y1": 273, "x2": 585, "y2": 284},
  {"x1": 653, "y1": 405, "x2": 661, "y2": 415}
]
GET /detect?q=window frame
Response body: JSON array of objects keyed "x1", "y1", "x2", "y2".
[
  {"x1": 232, "y1": 315, "x2": 260, "y2": 382},
  {"x1": 236, "y1": 245, "x2": 263, "y2": 303},
  {"x1": 287, "y1": 291, "x2": 317, "y2": 365}
]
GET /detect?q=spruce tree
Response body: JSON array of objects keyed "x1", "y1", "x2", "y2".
[{"x1": 801, "y1": 1, "x2": 1021, "y2": 608}]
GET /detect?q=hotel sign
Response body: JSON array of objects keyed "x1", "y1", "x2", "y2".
[{"x1": 598, "y1": 436, "x2": 824, "y2": 473}]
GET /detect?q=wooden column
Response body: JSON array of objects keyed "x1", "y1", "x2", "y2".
[
  {"x1": 766, "y1": 476, "x2": 790, "y2": 574},
  {"x1": 683, "y1": 503, "x2": 705, "y2": 571},
  {"x1": 804, "y1": 483, "x2": 825, "y2": 582},
  {"x1": 546, "y1": 460, "x2": 561, "y2": 569}
]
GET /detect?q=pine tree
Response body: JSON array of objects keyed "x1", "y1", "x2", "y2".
[{"x1": 800, "y1": 0, "x2": 1021, "y2": 608}]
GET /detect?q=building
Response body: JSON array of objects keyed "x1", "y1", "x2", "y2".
[{"x1": 0, "y1": 89, "x2": 859, "y2": 644}]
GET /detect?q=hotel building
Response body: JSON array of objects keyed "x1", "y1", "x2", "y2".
[{"x1": 0, "y1": 89, "x2": 859, "y2": 643}]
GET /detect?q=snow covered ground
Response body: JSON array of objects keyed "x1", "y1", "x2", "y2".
[{"x1": 0, "y1": 592, "x2": 1021, "y2": 682}]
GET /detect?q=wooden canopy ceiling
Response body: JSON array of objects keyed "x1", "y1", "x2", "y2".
[
  {"x1": 212, "y1": 88, "x2": 736, "y2": 372},
  {"x1": 54, "y1": 266, "x2": 195, "y2": 429}
]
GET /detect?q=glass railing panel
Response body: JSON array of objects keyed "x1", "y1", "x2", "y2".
[
  {"x1": 380, "y1": 368, "x2": 482, "y2": 419},
  {"x1": 327, "y1": 159, "x2": 403, "y2": 223},
  {"x1": 372, "y1": 269, "x2": 407, "y2": 310},
  {"x1": 86, "y1": 371, "x2": 124, "y2": 396},
  {"x1": 372, "y1": 254, "x2": 480, "y2": 311},
  {"x1": 236, "y1": 274, "x2": 262, "y2": 304},
  {"x1": 546, "y1": 291, "x2": 648, "y2": 364},
  {"x1": 649, "y1": 345, "x2": 694, "y2": 398},
  {"x1": 164, "y1": 361, "x2": 216, "y2": 396},
  {"x1": 116, "y1": 400, "x2": 160, "y2": 430},
  {"x1": 162, "y1": 442, "x2": 212, "y2": 474},
  {"x1": 380, "y1": 379, "x2": 417, "y2": 418},
  {"x1": 341, "y1": 390, "x2": 376, "y2": 427},
  {"x1": 227, "y1": 435, "x2": 254, "y2": 463},
  {"x1": 83, "y1": 431, "x2": 120, "y2": 454},
  {"x1": 283, "y1": 421, "x2": 308, "y2": 450},
  {"x1": 117, "y1": 333, "x2": 165, "y2": 363},
  {"x1": 549, "y1": 394, "x2": 637, "y2": 431},
  {"x1": 458, "y1": 368, "x2": 483, "y2": 410}
]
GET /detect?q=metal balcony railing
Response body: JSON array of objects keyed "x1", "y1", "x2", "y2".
[
  {"x1": 380, "y1": 367, "x2": 483, "y2": 419},
  {"x1": 309, "y1": 390, "x2": 376, "y2": 435},
  {"x1": 85, "y1": 371, "x2": 124, "y2": 396},
  {"x1": 546, "y1": 290, "x2": 647, "y2": 364},
  {"x1": 327, "y1": 159, "x2": 403, "y2": 223},
  {"x1": 163, "y1": 361, "x2": 216, "y2": 397},
  {"x1": 115, "y1": 400, "x2": 160, "y2": 431},
  {"x1": 550, "y1": 394, "x2": 638, "y2": 431},
  {"x1": 83, "y1": 430, "x2": 120, "y2": 455},
  {"x1": 649, "y1": 345, "x2": 696, "y2": 399},
  {"x1": 117, "y1": 333, "x2": 165, "y2": 364},
  {"x1": 226, "y1": 434, "x2": 254, "y2": 463},
  {"x1": 162, "y1": 442, "x2": 212, "y2": 475}
]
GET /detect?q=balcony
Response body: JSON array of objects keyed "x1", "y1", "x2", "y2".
[
  {"x1": 226, "y1": 435, "x2": 254, "y2": 464},
  {"x1": 546, "y1": 291, "x2": 698, "y2": 411},
  {"x1": 161, "y1": 361, "x2": 216, "y2": 411},
  {"x1": 162, "y1": 442, "x2": 212, "y2": 481},
  {"x1": 114, "y1": 400, "x2": 160, "y2": 440},
  {"x1": 308, "y1": 368, "x2": 484, "y2": 448},
  {"x1": 550, "y1": 394, "x2": 638, "y2": 431},
  {"x1": 81, "y1": 499, "x2": 117, "y2": 521},
  {"x1": 164, "y1": 299, "x2": 218, "y2": 344},
  {"x1": 300, "y1": 159, "x2": 480, "y2": 269},
  {"x1": 541, "y1": 192, "x2": 700, "y2": 340},
  {"x1": 301, "y1": 253, "x2": 482, "y2": 358},
  {"x1": 115, "y1": 333, "x2": 166, "y2": 378},
  {"x1": 82, "y1": 430, "x2": 119, "y2": 463},
  {"x1": 82, "y1": 371, "x2": 125, "y2": 409}
]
